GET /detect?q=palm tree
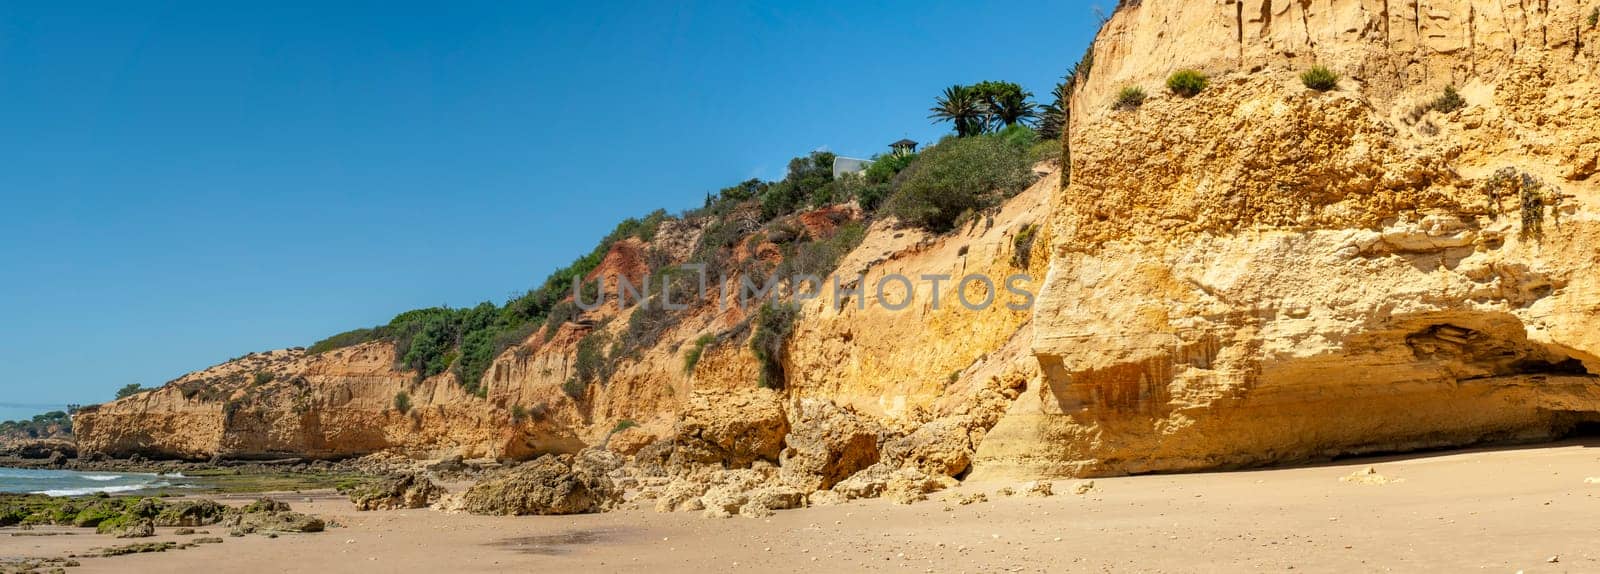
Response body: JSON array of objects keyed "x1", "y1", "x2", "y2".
[
  {"x1": 929, "y1": 84, "x2": 985, "y2": 137},
  {"x1": 1037, "y1": 78, "x2": 1070, "y2": 140},
  {"x1": 973, "y1": 81, "x2": 1037, "y2": 129}
]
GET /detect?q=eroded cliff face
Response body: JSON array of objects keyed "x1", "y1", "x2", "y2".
[
  {"x1": 72, "y1": 347, "x2": 586, "y2": 460},
  {"x1": 75, "y1": 0, "x2": 1600, "y2": 484},
  {"x1": 75, "y1": 180, "x2": 1052, "y2": 467},
  {"x1": 974, "y1": 0, "x2": 1600, "y2": 478}
]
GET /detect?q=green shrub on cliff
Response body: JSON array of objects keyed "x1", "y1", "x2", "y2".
[
  {"x1": 776, "y1": 221, "x2": 866, "y2": 281},
  {"x1": 455, "y1": 320, "x2": 537, "y2": 397},
  {"x1": 1113, "y1": 86, "x2": 1146, "y2": 110},
  {"x1": 1012, "y1": 223, "x2": 1039, "y2": 269},
  {"x1": 1166, "y1": 69, "x2": 1208, "y2": 97},
  {"x1": 682, "y1": 333, "x2": 716, "y2": 375},
  {"x1": 750, "y1": 302, "x2": 799, "y2": 389},
  {"x1": 561, "y1": 377, "x2": 587, "y2": 399},
  {"x1": 844, "y1": 150, "x2": 918, "y2": 212},
  {"x1": 1405, "y1": 85, "x2": 1466, "y2": 124},
  {"x1": 758, "y1": 151, "x2": 840, "y2": 219},
  {"x1": 1481, "y1": 167, "x2": 1563, "y2": 242},
  {"x1": 393, "y1": 392, "x2": 411, "y2": 414},
  {"x1": 1430, "y1": 85, "x2": 1465, "y2": 114},
  {"x1": 306, "y1": 327, "x2": 383, "y2": 354},
  {"x1": 885, "y1": 127, "x2": 1036, "y2": 233},
  {"x1": 395, "y1": 307, "x2": 477, "y2": 379},
  {"x1": 301, "y1": 208, "x2": 676, "y2": 394},
  {"x1": 565, "y1": 330, "x2": 610, "y2": 398},
  {"x1": 1300, "y1": 66, "x2": 1339, "y2": 91}
]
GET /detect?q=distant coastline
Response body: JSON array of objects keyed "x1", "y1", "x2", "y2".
[{"x1": 0, "y1": 404, "x2": 69, "y2": 424}]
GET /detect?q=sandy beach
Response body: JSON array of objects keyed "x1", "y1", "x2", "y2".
[{"x1": 4, "y1": 439, "x2": 1595, "y2": 573}]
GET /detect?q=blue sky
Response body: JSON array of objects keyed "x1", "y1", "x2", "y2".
[{"x1": 0, "y1": 1, "x2": 1104, "y2": 419}]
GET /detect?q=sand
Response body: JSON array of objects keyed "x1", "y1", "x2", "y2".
[{"x1": 7, "y1": 440, "x2": 1599, "y2": 573}]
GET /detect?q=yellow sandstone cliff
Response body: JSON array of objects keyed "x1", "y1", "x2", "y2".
[
  {"x1": 76, "y1": 0, "x2": 1600, "y2": 484},
  {"x1": 74, "y1": 180, "x2": 1050, "y2": 467},
  {"x1": 975, "y1": 0, "x2": 1600, "y2": 478}
]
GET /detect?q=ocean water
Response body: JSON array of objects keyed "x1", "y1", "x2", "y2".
[{"x1": 0, "y1": 467, "x2": 186, "y2": 496}]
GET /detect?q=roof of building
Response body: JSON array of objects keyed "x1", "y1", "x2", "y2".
[{"x1": 889, "y1": 139, "x2": 918, "y2": 147}]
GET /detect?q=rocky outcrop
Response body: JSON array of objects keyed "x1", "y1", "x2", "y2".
[
  {"x1": 0, "y1": 438, "x2": 75, "y2": 460},
  {"x1": 1, "y1": 495, "x2": 316, "y2": 538},
  {"x1": 778, "y1": 399, "x2": 882, "y2": 490},
  {"x1": 634, "y1": 464, "x2": 804, "y2": 517},
  {"x1": 72, "y1": 347, "x2": 585, "y2": 461},
  {"x1": 224, "y1": 499, "x2": 325, "y2": 535},
  {"x1": 462, "y1": 454, "x2": 618, "y2": 515},
  {"x1": 829, "y1": 463, "x2": 954, "y2": 505},
  {"x1": 975, "y1": 0, "x2": 1600, "y2": 478},
  {"x1": 658, "y1": 388, "x2": 789, "y2": 470},
  {"x1": 110, "y1": 519, "x2": 155, "y2": 538},
  {"x1": 348, "y1": 472, "x2": 446, "y2": 511},
  {"x1": 153, "y1": 500, "x2": 230, "y2": 527}
]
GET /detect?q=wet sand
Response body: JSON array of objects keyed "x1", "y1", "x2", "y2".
[{"x1": 7, "y1": 439, "x2": 1599, "y2": 573}]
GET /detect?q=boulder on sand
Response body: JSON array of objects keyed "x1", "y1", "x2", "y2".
[
  {"x1": 224, "y1": 498, "x2": 325, "y2": 535},
  {"x1": 667, "y1": 389, "x2": 789, "y2": 469},
  {"x1": 111, "y1": 519, "x2": 156, "y2": 538},
  {"x1": 462, "y1": 455, "x2": 617, "y2": 516},
  {"x1": 349, "y1": 472, "x2": 446, "y2": 511},
  {"x1": 880, "y1": 415, "x2": 976, "y2": 478},
  {"x1": 778, "y1": 399, "x2": 882, "y2": 491}
]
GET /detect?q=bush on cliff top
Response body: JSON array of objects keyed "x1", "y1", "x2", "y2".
[
  {"x1": 293, "y1": 92, "x2": 1044, "y2": 402},
  {"x1": 776, "y1": 221, "x2": 867, "y2": 281},
  {"x1": 884, "y1": 126, "x2": 1037, "y2": 233},
  {"x1": 114, "y1": 383, "x2": 149, "y2": 400},
  {"x1": 0, "y1": 411, "x2": 72, "y2": 438},
  {"x1": 758, "y1": 151, "x2": 837, "y2": 219},
  {"x1": 299, "y1": 132, "x2": 901, "y2": 398},
  {"x1": 302, "y1": 208, "x2": 671, "y2": 394},
  {"x1": 306, "y1": 327, "x2": 382, "y2": 354},
  {"x1": 839, "y1": 150, "x2": 918, "y2": 212}
]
